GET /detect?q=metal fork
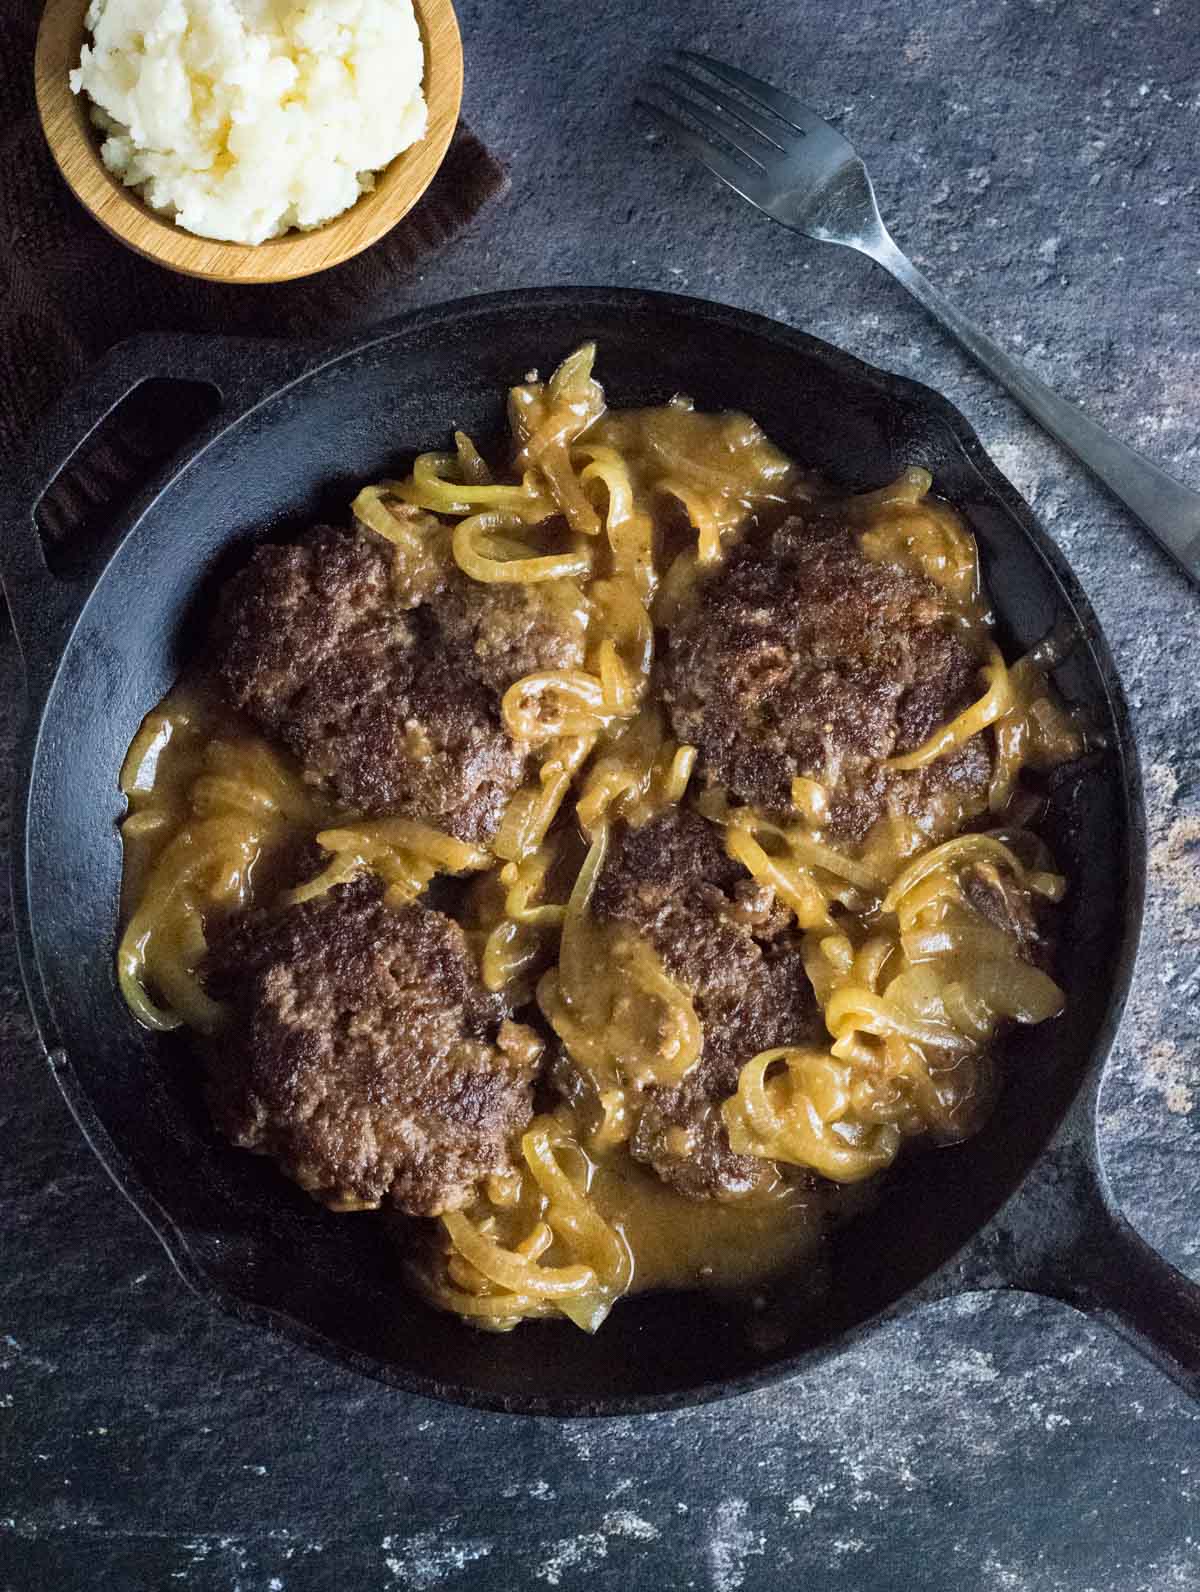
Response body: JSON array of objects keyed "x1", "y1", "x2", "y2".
[{"x1": 638, "y1": 52, "x2": 1200, "y2": 589}]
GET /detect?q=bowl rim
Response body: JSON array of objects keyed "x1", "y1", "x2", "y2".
[{"x1": 33, "y1": 0, "x2": 464, "y2": 285}]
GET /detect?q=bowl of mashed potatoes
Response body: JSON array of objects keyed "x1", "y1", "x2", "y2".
[{"x1": 34, "y1": 0, "x2": 463, "y2": 283}]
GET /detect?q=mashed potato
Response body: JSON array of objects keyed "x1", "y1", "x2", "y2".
[{"x1": 70, "y1": 0, "x2": 428, "y2": 245}]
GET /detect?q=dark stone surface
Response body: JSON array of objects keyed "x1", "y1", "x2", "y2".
[{"x1": 2, "y1": 0, "x2": 1199, "y2": 1587}]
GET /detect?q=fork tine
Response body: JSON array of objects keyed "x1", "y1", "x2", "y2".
[
  {"x1": 676, "y1": 51, "x2": 831, "y2": 138},
  {"x1": 635, "y1": 98, "x2": 768, "y2": 204},
  {"x1": 645, "y1": 78, "x2": 776, "y2": 170},
  {"x1": 660, "y1": 63, "x2": 792, "y2": 155}
]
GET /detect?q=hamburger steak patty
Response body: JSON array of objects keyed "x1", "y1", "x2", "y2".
[
  {"x1": 661, "y1": 516, "x2": 992, "y2": 840},
  {"x1": 204, "y1": 879, "x2": 541, "y2": 1216},
  {"x1": 590, "y1": 808, "x2": 822, "y2": 1199},
  {"x1": 210, "y1": 522, "x2": 586, "y2": 843},
  {"x1": 436, "y1": 568, "x2": 588, "y2": 697}
]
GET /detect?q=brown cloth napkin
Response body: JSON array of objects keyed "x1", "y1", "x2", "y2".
[{"x1": 0, "y1": 4, "x2": 508, "y2": 469}]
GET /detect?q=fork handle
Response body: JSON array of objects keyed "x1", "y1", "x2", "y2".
[{"x1": 867, "y1": 232, "x2": 1200, "y2": 587}]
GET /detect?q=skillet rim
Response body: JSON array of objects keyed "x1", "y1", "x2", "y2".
[{"x1": 8, "y1": 285, "x2": 1146, "y2": 1416}]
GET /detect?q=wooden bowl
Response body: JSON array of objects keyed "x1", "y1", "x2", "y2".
[{"x1": 34, "y1": 0, "x2": 463, "y2": 284}]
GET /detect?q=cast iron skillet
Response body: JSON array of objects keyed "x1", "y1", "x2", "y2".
[{"x1": 4, "y1": 288, "x2": 1199, "y2": 1416}]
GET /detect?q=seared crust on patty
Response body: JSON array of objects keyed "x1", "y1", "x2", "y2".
[
  {"x1": 437, "y1": 573, "x2": 588, "y2": 697},
  {"x1": 211, "y1": 524, "x2": 522, "y2": 841},
  {"x1": 661, "y1": 516, "x2": 991, "y2": 839},
  {"x1": 381, "y1": 504, "x2": 589, "y2": 692},
  {"x1": 210, "y1": 522, "x2": 586, "y2": 843},
  {"x1": 204, "y1": 879, "x2": 541, "y2": 1217},
  {"x1": 591, "y1": 809, "x2": 821, "y2": 1199}
]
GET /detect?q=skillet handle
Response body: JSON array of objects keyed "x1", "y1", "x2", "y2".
[
  {"x1": 921, "y1": 1114, "x2": 1200, "y2": 1399},
  {"x1": 0, "y1": 332, "x2": 306, "y2": 693}
]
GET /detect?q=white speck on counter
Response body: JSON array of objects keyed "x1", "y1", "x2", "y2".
[
  {"x1": 1037, "y1": 235, "x2": 1062, "y2": 264},
  {"x1": 535, "y1": 1531, "x2": 609, "y2": 1586},
  {"x1": 380, "y1": 1528, "x2": 492, "y2": 1589},
  {"x1": 1, "y1": 1336, "x2": 57, "y2": 1375},
  {"x1": 534, "y1": 1512, "x2": 658, "y2": 1586},
  {"x1": 602, "y1": 1510, "x2": 658, "y2": 1541},
  {"x1": 707, "y1": 1499, "x2": 765, "y2": 1592}
]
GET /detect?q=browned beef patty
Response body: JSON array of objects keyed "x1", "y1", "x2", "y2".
[
  {"x1": 590, "y1": 808, "x2": 821, "y2": 1199},
  {"x1": 660, "y1": 516, "x2": 991, "y2": 840},
  {"x1": 204, "y1": 879, "x2": 540, "y2": 1217},
  {"x1": 437, "y1": 571, "x2": 588, "y2": 697},
  {"x1": 210, "y1": 522, "x2": 586, "y2": 843}
]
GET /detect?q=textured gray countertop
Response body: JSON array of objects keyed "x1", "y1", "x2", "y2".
[{"x1": 3, "y1": 0, "x2": 1199, "y2": 1588}]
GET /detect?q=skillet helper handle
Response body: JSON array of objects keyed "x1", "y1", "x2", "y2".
[
  {"x1": 931, "y1": 1125, "x2": 1200, "y2": 1400},
  {"x1": 868, "y1": 232, "x2": 1200, "y2": 588},
  {"x1": 0, "y1": 333, "x2": 300, "y2": 691},
  {"x1": 1075, "y1": 1206, "x2": 1200, "y2": 1397}
]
